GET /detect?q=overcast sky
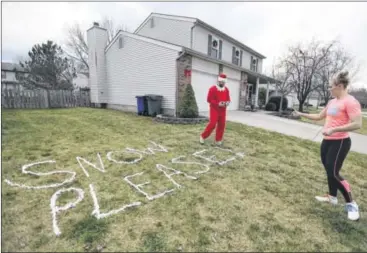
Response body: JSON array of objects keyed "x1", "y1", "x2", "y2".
[{"x1": 2, "y1": 2, "x2": 367, "y2": 88}]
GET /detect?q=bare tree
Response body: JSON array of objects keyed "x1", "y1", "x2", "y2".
[
  {"x1": 271, "y1": 61, "x2": 294, "y2": 112},
  {"x1": 101, "y1": 17, "x2": 126, "y2": 43},
  {"x1": 64, "y1": 17, "x2": 128, "y2": 76},
  {"x1": 314, "y1": 43, "x2": 360, "y2": 105},
  {"x1": 283, "y1": 39, "x2": 337, "y2": 112}
]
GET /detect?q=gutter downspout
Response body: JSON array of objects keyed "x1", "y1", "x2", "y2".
[{"x1": 175, "y1": 50, "x2": 187, "y2": 117}]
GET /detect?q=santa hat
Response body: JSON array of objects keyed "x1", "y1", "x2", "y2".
[{"x1": 218, "y1": 73, "x2": 227, "y2": 82}]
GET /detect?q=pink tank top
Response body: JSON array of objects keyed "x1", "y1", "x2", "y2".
[{"x1": 323, "y1": 95, "x2": 361, "y2": 140}]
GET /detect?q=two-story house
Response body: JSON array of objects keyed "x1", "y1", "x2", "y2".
[
  {"x1": 1, "y1": 62, "x2": 29, "y2": 90},
  {"x1": 87, "y1": 12, "x2": 278, "y2": 115}
]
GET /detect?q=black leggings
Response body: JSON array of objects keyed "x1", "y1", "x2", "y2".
[{"x1": 321, "y1": 137, "x2": 353, "y2": 203}]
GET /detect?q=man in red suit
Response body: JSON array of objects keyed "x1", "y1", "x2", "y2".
[{"x1": 200, "y1": 73, "x2": 231, "y2": 145}]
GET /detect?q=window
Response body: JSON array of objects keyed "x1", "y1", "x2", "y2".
[
  {"x1": 15, "y1": 72, "x2": 25, "y2": 80},
  {"x1": 207, "y1": 34, "x2": 222, "y2": 59},
  {"x1": 250, "y1": 56, "x2": 258, "y2": 72},
  {"x1": 233, "y1": 47, "x2": 240, "y2": 65},
  {"x1": 1, "y1": 71, "x2": 6, "y2": 79},
  {"x1": 118, "y1": 36, "x2": 124, "y2": 49},
  {"x1": 211, "y1": 38, "x2": 219, "y2": 58}
]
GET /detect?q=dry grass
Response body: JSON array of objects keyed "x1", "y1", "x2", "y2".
[{"x1": 2, "y1": 108, "x2": 367, "y2": 252}]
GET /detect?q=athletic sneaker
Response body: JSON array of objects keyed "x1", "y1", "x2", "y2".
[
  {"x1": 315, "y1": 194, "x2": 338, "y2": 205},
  {"x1": 216, "y1": 141, "x2": 222, "y2": 146},
  {"x1": 345, "y1": 201, "x2": 360, "y2": 221},
  {"x1": 199, "y1": 136, "x2": 205, "y2": 144}
]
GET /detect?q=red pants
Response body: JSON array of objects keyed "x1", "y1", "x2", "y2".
[{"x1": 201, "y1": 109, "x2": 226, "y2": 142}]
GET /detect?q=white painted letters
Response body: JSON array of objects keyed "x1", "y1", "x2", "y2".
[
  {"x1": 171, "y1": 156, "x2": 210, "y2": 175},
  {"x1": 124, "y1": 172, "x2": 175, "y2": 200},
  {"x1": 76, "y1": 153, "x2": 105, "y2": 177},
  {"x1": 4, "y1": 160, "x2": 76, "y2": 189},
  {"x1": 50, "y1": 187, "x2": 85, "y2": 236},
  {"x1": 89, "y1": 184, "x2": 141, "y2": 219},
  {"x1": 156, "y1": 164, "x2": 197, "y2": 188}
]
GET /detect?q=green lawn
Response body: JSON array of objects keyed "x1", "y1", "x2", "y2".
[{"x1": 2, "y1": 108, "x2": 367, "y2": 252}]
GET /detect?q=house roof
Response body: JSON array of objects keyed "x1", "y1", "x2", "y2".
[
  {"x1": 134, "y1": 12, "x2": 266, "y2": 59},
  {"x1": 105, "y1": 30, "x2": 183, "y2": 53},
  {"x1": 1, "y1": 62, "x2": 28, "y2": 73}
]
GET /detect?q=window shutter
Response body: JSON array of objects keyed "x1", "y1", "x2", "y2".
[
  {"x1": 219, "y1": 40, "x2": 223, "y2": 60},
  {"x1": 251, "y1": 56, "x2": 253, "y2": 70},
  {"x1": 232, "y1": 46, "x2": 236, "y2": 64},
  {"x1": 255, "y1": 58, "x2": 258, "y2": 72},
  {"x1": 208, "y1": 34, "x2": 212, "y2": 56},
  {"x1": 240, "y1": 50, "x2": 243, "y2": 67}
]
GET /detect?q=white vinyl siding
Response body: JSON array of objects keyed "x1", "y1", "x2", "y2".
[
  {"x1": 136, "y1": 16, "x2": 194, "y2": 48},
  {"x1": 105, "y1": 35, "x2": 179, "y2": 110},
  {"x1": 192, "y1": 57, "x2": 218, "y2": 75},
  {"x1": 223, "y1": 66, "x2": 241, "y2": 81}
]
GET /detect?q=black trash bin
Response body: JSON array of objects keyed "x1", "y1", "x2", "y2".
[{"x1": 145, "y1": 94, "x2": 163, "y2": 116}]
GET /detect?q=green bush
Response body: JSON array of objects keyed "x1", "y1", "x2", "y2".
[{"x1": 178, "y1": 83, "x2": 199, "y2": 118}]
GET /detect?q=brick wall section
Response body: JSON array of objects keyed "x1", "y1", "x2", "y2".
[
  {"x1": 239, "y1": 72, "x2": 248, "y2": 110},
  {"x1": 176, "y1": 54, "x2": 192, "y2": 112}
]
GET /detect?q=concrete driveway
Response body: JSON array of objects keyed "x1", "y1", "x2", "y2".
[{"x1": 201, "y1": 110, "x2": 367, "y2": 155}]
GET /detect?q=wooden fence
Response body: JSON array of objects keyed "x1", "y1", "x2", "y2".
[{"x1": 1, "y1": 88, "x2": 91, "y2": 109}]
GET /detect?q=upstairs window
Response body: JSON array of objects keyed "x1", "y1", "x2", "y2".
[
  {"x1": 207, "y1": 34, "x2": 222, "y2": 59},
  {"x1": 232, "y1": 47, "x2": 242, "y2": 66},
  {"x1": 1, "y1": 71, "x2": 6, "y2": 79},
  {"x1": 250, "y1": 56, "x2": 258, "y2": 72}
]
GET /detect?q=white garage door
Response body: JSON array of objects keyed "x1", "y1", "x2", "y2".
[
  {"x1": 191, "y1": 70, "x2": 218, "y2": 113},
  {"x1": 191, "y1": 70, "x2": 240, "y2": 112},
  {"x1": 225, "y1": 78, "x2": 240, "y2": 111}
]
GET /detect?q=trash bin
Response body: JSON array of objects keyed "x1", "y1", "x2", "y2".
[
  {"x1": 136, "y1": 96, "x2": 148, "y2": 115},
  {"x1": 145, "y1": 94, "x2": 163, "y2": 116}
]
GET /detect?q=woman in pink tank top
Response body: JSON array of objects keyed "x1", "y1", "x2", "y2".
[{"x1": 295, "y1": 71, "x2": 363, "y2": 221}]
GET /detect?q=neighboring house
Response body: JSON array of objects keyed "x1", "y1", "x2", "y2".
[
  {"x1": 2, "y1": 62, "x2": 89, "y2": 90},
  {"x1": 87, "y1": 12, "x2": 278, "y2": 116},
  {"x1": 1, "y1": 62, "x2": 28, "y2": 90}
]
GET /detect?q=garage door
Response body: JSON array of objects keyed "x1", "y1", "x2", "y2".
[
  {"x1": 191, "y1": 70, "x2": 240, "y2": 112},
  {"x1": 191, "y1": 69, "x2": 218, "y2": 113},
  {"x1": 225, "y1": 78, "x2": 240, "y2": 111}
]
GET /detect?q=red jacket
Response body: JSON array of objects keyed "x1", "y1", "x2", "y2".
[{"x1": 207, "y1": 85, "x2": 230, "y2": 113}]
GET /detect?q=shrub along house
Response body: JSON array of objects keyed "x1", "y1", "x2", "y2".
[{"x1": 87, "y1": 12, "x2": 278, "y2": 116}]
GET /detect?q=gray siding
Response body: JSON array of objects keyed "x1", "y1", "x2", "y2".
[
  {"x1": 192, "y1": 25, "x2": 263, "y2": 73},
  {"x1": 136, "y1": 16, "x2": 194, "y2": 48},
  {"x1": 105, "y1": 34, "x2": 179, "y2": 111}
]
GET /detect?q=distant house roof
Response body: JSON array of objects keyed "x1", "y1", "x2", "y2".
[
  {"x1": 134, "y1": 12, "x2": 266, "y2": 59},
  {"x1": 1, "y1": 62, "x2": 28, "y2": 73}
]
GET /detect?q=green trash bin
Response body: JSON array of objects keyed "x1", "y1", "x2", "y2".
[{"x1": 145, "y1": 94, "x2": 163, "y2": 116}]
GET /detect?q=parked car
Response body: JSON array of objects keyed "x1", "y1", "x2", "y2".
[{"x1": 265, "y1": 96, "x2": 288, "y2": 111}]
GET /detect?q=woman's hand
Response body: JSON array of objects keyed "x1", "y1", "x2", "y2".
[{"x1": 322, "y1": 128, "x2": 335, "y2": 136}]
